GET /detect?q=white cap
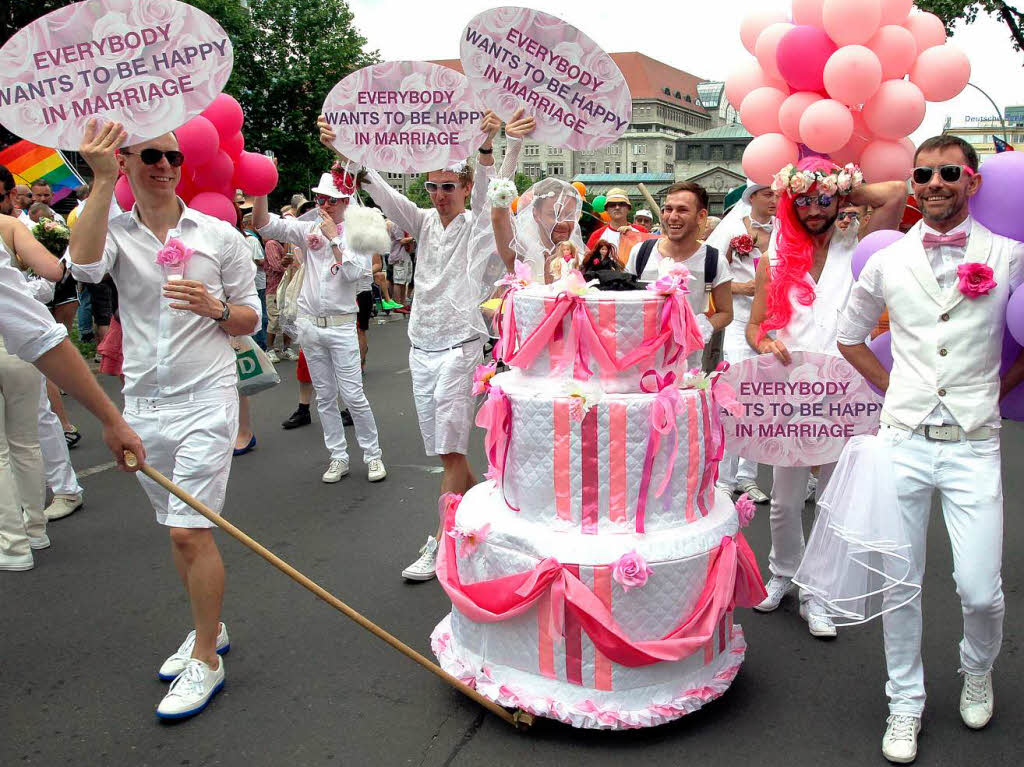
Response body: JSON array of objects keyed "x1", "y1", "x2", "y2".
[{"x1": 634, "y1": 208, "x2": 653, "y2": 220}]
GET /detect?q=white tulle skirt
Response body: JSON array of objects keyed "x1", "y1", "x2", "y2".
[{"x1": 793, "y1": 434, "x2": 921, "y2": 625}]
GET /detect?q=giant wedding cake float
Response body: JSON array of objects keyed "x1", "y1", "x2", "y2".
[{"x1": 431, "y1": 266, "x2": 766, "y2": 729}]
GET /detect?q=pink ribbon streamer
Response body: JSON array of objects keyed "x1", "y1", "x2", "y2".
[
  {"x1": 474, "y1": 387, "x2": 518, "y2": 511},
  {"x1": 436, "y1": 493, "x2": 767, "y2": 669},
  {"x1": 634, "y1": 370, "x2": 684, "y2": 533}
]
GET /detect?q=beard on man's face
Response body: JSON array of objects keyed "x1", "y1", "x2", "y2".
[{"x1": 797, "y1": 209, "x2": 838, "y2": 236}]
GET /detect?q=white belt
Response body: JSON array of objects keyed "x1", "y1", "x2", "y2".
[
  {"x1": 881, "y1": 414, "x2": 994, "y2": 442},
  {"x1": 124, "y1": 388, "x2": 235, "y2": 412},
  {"x1": 301, "y1": 313, "x2": 356, "y2": 328}
]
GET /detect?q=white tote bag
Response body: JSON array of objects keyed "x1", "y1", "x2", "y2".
[{"x1": 231, "y1": 335, "x2": 281, "y2": 396}]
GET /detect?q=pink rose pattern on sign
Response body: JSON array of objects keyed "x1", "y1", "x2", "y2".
[
  {"x1": 321, "y1": 61, "x2": 487, "y2": 173},
  {"x1": 459, "y1": 7, "x2": 632, "y2": 151},
  {"x1": 719, "y1": 351, "x2": 884, "y2": 468},
  {"x1": 0, "y1": 0, "x2": 233, "y2": 150}
]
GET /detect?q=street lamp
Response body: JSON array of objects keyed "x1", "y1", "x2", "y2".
[{"x1": 966, "y1": 82, "x2": 1009, "y2": 142}]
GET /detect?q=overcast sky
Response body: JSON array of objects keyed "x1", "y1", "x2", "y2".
[{"x1": 347, "y1": 0, "x2": 1024, "y2": 145}]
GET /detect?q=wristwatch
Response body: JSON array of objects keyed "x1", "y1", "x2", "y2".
[
  {"x1": 214, "y1": 300, "x2": 231, "y2": 322},
  {"x1": 330, "y1": 236, "x2": 344, "y2": 248}
]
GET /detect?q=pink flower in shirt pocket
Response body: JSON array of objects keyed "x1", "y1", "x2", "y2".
[
  {"x1": 306, "y1": 232, "x2": 326, "y2": 251},
  {"x1": 956, "y1": 262, "x2": 996, "y2": 298}
]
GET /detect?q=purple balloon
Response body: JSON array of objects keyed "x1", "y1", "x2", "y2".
[
  {"x1": 1000, "y1": 329, "x2": 1024, "y2": 421},
  {"x1": 1006, "y1": 283, "x2": 1024, "y2": 347},
  {"x1": 852, "y1": 229, "x2": 905, "y2": 280},
  {"x1": 969, "y1": 151, "x2": 1024, "y2": 242},
  {"x1": 866, "y1": 331, "x2": 892, "y2": 396},
  {"x1": 777, "y1": 26, "x2": 836, "y2": 92}
]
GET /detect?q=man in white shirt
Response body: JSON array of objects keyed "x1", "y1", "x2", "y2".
[
  {"x1": 836, "y1": 135, "x2": 1024, "y2": 763},
  {"x1": 624, "y1": 181, "x2": 734, "y2": 370},
  {"x1": 254, "y1": 168, "x2": 385, "y2": 484},
  {"x1": 19, "y1": 181, "x2": 66, "y2": 226},
  {"x1": 70, "y1": 118, "x2": 261, "y2": 721},
  {"x1": 318, "y1": 111, "x2": 513, "y2": 581}
]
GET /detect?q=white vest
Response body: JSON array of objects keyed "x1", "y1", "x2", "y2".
[
  {"x1": 770, "y1": 234, "x2": 855, "y2": 355},
  {"x1": 879, "y1": 220, "x2": 1014, "y2": 433}
]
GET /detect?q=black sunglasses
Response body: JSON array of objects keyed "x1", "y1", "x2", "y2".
[
  {"x1": 912, "y1": 164, "x2": 975, "y2": 185},
  {"x1": 424, "y1": 181, "x2": 458, "y2": 193},
  {"x1": 837, "y1": 211, "x2": 859, "y2": 221},
  {"x1": 121, "y1": 148, "x2": 185, "y2": 167}
]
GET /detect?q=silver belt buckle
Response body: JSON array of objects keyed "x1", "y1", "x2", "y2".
[
  {"x1": 315, "y1": 316, "x2": 328, "y2": 328},
  {"x1": 924, "y1": 424, "x2": 959, "y2": 442}
]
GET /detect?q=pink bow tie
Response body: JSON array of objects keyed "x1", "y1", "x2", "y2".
[{"x1": 922, "y1": 231, "x2": 968, "y2": 249}]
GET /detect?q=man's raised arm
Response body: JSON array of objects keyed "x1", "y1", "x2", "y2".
[{"x1": 69, "y1": 119, "x2": 125, "y2": 267}]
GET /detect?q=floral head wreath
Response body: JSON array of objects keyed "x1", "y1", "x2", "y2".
[{"x1": 771, "y1": 162, "x2": 865, "y2": 198}]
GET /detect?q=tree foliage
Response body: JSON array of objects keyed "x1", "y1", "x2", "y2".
[{"x1": 917, "y1": 1, "x2": 1024, "y2": 54}]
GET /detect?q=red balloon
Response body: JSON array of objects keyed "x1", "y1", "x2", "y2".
[
  {"x1": 175, "y1": 116, "x2": 219, "y2": 168},
  {"x1": 189, "y1": 192, "x2": 237, "y2": 224},
  {"x1": 193, "y1": 150, "x2": 236, "y2": 194},
  {"x1": 201, "y1": 93, "x2": 245, "y2": 141},
  {"x1": 221, "y1": 131, "x2": 245, "y2": 159},
  {"x1": 233, "y1": 151, "x2": 278, "y2": 196},
  {"x1": 777, "y1": 26, "x2": 837, "y2": 92},
  {"x1": 114, "y1": 174, "x2": 135, "y2": 212}
]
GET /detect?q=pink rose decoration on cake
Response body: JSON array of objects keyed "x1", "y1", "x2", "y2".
[
  {"x1": 612, "y1": 551, "x2": 653, "y2": 591},
  {"x1": 563, "y1": 269, "x2": 592, "y2": 296},
  {"x1": 495, "y1": 259, "x2": 533, "y2": 289},
  {"x1": 735, "y1": 494, "x2": 756, "y2": 528},
  {"x1": 472, "y1": 362, "x2": 497, "y2": 395},
  {"x1": 306, "y1": 232, "x2": 327, "y2": 251},
  {"x1": 562, "y1": 380, "x2": 603, "y2": 422},
  {"x1": 648, "y1": 263, "x2": 692, "y2": 296},
  {"x1": 155, "y1": 238, "x2": 193, "y2": 268},
  {"x1": 957, "y1": 262, "x2": 996, "y2": 298},
  {"x1": 448, "y1": 523, "x2": 491, "y2": 558}
]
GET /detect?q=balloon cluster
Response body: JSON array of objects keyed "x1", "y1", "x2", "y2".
[
  {"x1": 113, "y1": 94, "x2": 279, "y2": 224},
  {"x1": 731, "y1": 0, "x2": 970, "y2": 185}
]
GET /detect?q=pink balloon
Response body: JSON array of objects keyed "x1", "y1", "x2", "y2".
[
  {"x1": 824, "y1": 46, "x2": 883, "y2": 106},
  {"x1": 868, "y1": 25, "x2": 918, "y2": 80},
  {"x1": 220, "y1": 131, "x2": 245, "y2": 159},
  {"x1": 189, "y1": 192, "x2": 237, "y2": 224},
  {"x1": 800, "y1": 99, "x2": 854, "y2": 153},
  {"x1": 779, "y1": 92, "x2": 824, "y2": 142},
  {"x1": 233, "y1": 151, "x2": 279, "y2": 196},
  {"x1": 831, "y1": 108, "x2": 873, "y2": 164},
  {"x1": 740, "y1": 87, "x2": 789, "y2": 136},
  {"x1": 823, "y1": 0, "x2": 882, "y2": 46},
  {"x1": 777, "y1": 26, "x2": 837, "y2": 92},
  {"x1": 899, "y1": 136, "x2": 916, "y2": 157},
  {"x1": 903, "y1": 12, "x2": 946, "y2": 53},
  {"x1": 740, "y1": 9, "x2": 790, "y2": 55},
  {"x1": 113, "y1": 174, "x2": 135, "y2": 211},
  {"x1": 880, "y1": 0, "x2": 913, "y2": 26},
  {"x1": 755, "y1": 22, "x2": 795, "y2": 80},
  {"x1": 742, "y1": 133, "x2": 800, "y2": 185},
  {"x1": 175, "y1": 116, "x2": 219, "y2": 168},
  {"x1": 201, "y1": 93, "x2": 245, "y2": 141},
  {"x1": 792, "y1": 0, "x2": 825, "y2": 27},
  {"x1": 175, "y1": 172, "x2": 196, "y2": 202},
  {"x1": 910, "y1": 44, "x2": 971, "y2": 102},
  {"x1": 861, "y1": 139, "x2": 914, "y2": 182},
  {"x1": 864, "y1": 79, "x2": 926, "y2": 139},
  {"x1": 725, "y1": 59, "x2": 773, "y2": 110},
  {"x1": 192, "y1": 150, "x2": 235, "y2": 194}
]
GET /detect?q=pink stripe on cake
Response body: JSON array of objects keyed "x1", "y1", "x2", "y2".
[
  {"x1": 580, "y1": 408, "x2": 599, "y2": 534},
  {"x1": 597, "y1": 300, "x2": 617, "y2": 381},
  {"x1": 728, "y1": 611, "x2": 734, "y2": 643},
  {"x1": 685, "y1": 398, "x2": 700, "y2": 523},
  {"x1": 593, "y1": 567, "x2": 613, "y2": 691},
  {"x1": 607, "y1": 402, "x2": 628, "y2": 525},
  {"x1": 696, "y1": 390, "x2": 714, "y2": 518},
  {"x1": 553, "y1": 401, "x2": 572, "y2": 522},
  {"x1": 545, "y1": 296, "x2": 564, "y2": 373},
  {"x1": 704, "y1": 638, "x2": 714, "y2": 665},
  {"x1": 642, "y1": 297, "x2": 660, "y2": 367},
  {"x1": 537, "y1": 590, "x2": 555, "y2": 678},
  {"x1": 564, "y1": 564, "x2": 584, "y2": 685}
]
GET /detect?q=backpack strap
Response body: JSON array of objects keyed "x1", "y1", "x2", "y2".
[
  {"x1": 703, "y1": 245, "x2": 718, "y2": 292},
  {"x1": 635, "y1": 238, "x2": 659, "y2": 278}
]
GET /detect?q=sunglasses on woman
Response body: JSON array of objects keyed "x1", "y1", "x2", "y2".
[
  {"x1": 120, "y1": 148, "x2": 185, "y2": 167},
  {"x1": 912, "y1": 164, "x2": 976, "y2": 185},
  {"x1": 793, "y1": 194, "x2": 835, "y2": 209},
  {"x1": 424, "y1": 181, "x2": 458, "y2": 193}
]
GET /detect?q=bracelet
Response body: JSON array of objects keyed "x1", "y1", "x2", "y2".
[{"x1": 478, "y1": 147, "x2": 493, "y2": 155}]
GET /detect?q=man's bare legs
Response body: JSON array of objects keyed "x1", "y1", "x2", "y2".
[
  {"x1": 169, "y1": 528, "x2": 225, "y2": 666},
  {"x1": 436, "y1": 452, "x2": 477, "y2": 539}
]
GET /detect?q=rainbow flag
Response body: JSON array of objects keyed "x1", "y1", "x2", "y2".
[{"x1": 0, "y1": 140, "x2": 84, "y2": 204}]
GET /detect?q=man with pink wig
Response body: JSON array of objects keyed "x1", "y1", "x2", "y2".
[{"x1": 744, "y1": 157, "x2": 906, "y2": 638}]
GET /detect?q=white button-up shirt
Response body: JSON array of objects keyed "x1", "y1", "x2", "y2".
[
  {"x1": 0, "y1": 238, "x2": 66, "y2": 362},
  {"x1": 72, "y1": 202, "x2": 260, "y2": 399},
  {"x1": 257, "y1": 214, "x2": 370, "y2": 317}
]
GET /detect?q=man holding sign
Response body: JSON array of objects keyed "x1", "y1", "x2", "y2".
[
  {"x1": 318, "y1": 110, "x2": 515, "y2": 581},
  {"x1": 70, "y1": 119, "x2": 261, "y2": 721}
]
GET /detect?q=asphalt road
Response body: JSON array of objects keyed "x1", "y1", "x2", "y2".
[{"x1": 4, "y1": 315, "x2": 1020, "y2": 766}]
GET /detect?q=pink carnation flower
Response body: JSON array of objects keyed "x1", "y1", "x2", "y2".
[
  {"x1": 472, "y1": 362, "x2": 497, "y2": 395},
  {"x1": 448, "y1": 523, "x2": 491, "y2": 558},
  {"x1": 957, "y1": 262, "x2": 996, "y2": 298},
  {"x1": 612, "y1": 551, "x2": 653, "y2": 591},
  {"x1": 735, "y1": 493, "x2": 756, "y2": 528},
  {"x1": 155, "y1": 238, "x2": 194, "y2": 267},
  {"x1": 496, "y1": 259, "x2": 533, "y2": 288},
  {"x1": 306, "y1": 232, "x2": 327, "y2": 251}
]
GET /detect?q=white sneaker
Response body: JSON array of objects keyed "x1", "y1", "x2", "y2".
[
  {"x1": 266, "y1": 349, "x2": 281, "y2": 364},
  {"x1": 754, "y1": 575, "x2": 793, "y2": 612},
  {"x1": 799, "y1": 597, "x2": 838, "y2": 638},
  {"x1": 44, "y1": 493, "x2": 83, "y2": 521},
  {"x1": 283, "y1": 347, "x2": 300, "y2": 361},
  {"x1": 737, "y1": 479, "x2": 769, "y2": 504},
  {"x1": 402, "y1": 536, "x2": 438, "y2": 581},
  {"x1": 156, "y1": 657, "x2": 225, "y2": 720},
  {"x1": 0, "y1": 551, "x2": 34, "y2": 571},
  {"x1": 882, "y1": 714, "x2": 920, "y2": 763},
  {"x1": 158, "y1": 623, "x2": 231, "y2": 680},
  {"x1": 367, "y1": 458, "x2": 387, "y2": 482},
  {"x1": 960, "y1": 671, "x2": 994, "y2": 729},
  {"x1": 806, "y1": 474, "x2": 819, "y2": 503},
  {"x1": 29, "y1": 533, "x2": 50, "y2": 550},
  {"x1": 715, "y1": 481, "x2": 735, "y2": 495},
  {"x1": 322, "y1": 459, "x2": 349, "y2": 483}
]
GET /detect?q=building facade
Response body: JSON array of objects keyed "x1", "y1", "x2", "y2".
[{"x1": 941, "y1": 106, "x2": 1024, "y2": 157}]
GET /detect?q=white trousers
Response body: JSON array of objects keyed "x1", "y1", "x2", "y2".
[
  {"x1": 720, "y1": 327, "x2": 760, "y2": 488},
  {"x1": 299, "y1": 321, "x2": 381, "y2": 464},
  {"x1": 768, "y1": 462, "x2": 836, "y2": 580},
  {"x1": 37, "y1": 381, "x2": 83, "y2": 497},
  {"x1": 0, "y1": 349, "x2": 45, "y2": 556},
  {"x1": 879, "y1": 425, "x2": 1004, "y2": 716}
]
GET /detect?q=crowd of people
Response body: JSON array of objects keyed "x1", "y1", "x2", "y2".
[{"x1": 0, "y1": 106, "x2": 1016, "y2": 763}]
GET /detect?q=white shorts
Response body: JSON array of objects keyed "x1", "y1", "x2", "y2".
[
  {"x1": 392, "y1": 259, "x2": 412, "y2": 285},
  {"x1": 124, "y1": 388, "x2": 239, "y2": 529},
  {"x1": 409, "y1": 338, "x2": 484, "y2": 456}
]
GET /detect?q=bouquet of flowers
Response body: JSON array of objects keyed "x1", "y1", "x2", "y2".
[
  {"x1": 730, "y1": 234, "x2": 754, "y2": 256},
  {"x1": 32, "y1": 217, "x2": 71, "y2": 257}
]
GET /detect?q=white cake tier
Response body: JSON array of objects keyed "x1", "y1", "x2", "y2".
[
  {"x1": 494, "y1": 371, "x2": 720, "y2": 533},
  {"x1": 436, "y1": 483, "x2": 745, "y2": 729},
  {"x1": 507, "y1": 285, "x2": 685, "y2": 393}
]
